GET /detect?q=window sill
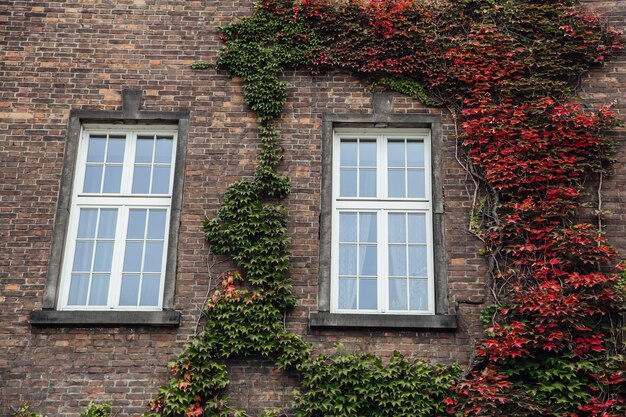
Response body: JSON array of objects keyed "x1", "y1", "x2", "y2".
[
  {"x1": 29, "y1": 309, "x2": 181, "y2": 327},
  {"x1": 309, "y1": 312, "x2": 456, "y2": 330}
]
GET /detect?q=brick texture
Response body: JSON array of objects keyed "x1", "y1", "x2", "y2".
[{"x1": 0, "y1": 1, "x2": 623, "y2": 416}]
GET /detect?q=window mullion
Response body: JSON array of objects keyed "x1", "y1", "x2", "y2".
[
  {"x1": 380, "y1": 209, "x2": 387, "y2": 313},
  {"x1": 108, "y1": 206, "x2": 128, "y2": 309}
]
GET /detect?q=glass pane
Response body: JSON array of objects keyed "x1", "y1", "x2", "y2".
[
  {"x1": 407, "y1": 141, "x2": 424, "y2": 167},
  {"x1": 132, "y1": 165, "x2": 151, "y2": 194},
  {"x1": 359, "y1": 213, "x2": 377, "y2": 243},
  {"x1": 97, "y1": 209, "x2": 118, "y2": 239},
  {"x1": 72, "y1": 241, "x2": 94, "y2": 272},
  {"x1": 409, "y1": 279, "x2": 428, "y2": 311},
  {"x1": 388, "y1": 213, "x2": 406, "y2": 243},
  {"x1": 93, "y1": 242, "x2": 114, "y2": 272},
  {"x1": 338, "y1": 278, "x2": 357, "y2": 309},
  {"x1": 136, "y1": 137, "x2": 154, "y2": 163},
  {"x1": 87, "y1": 137, "x2": 106, "y2": 162},
  {"x1": 143, "y1": 242, "x2": 164, "y2": 273},
  {"x1": 147, "y1": 210, "x2": 167, "y2": 240},
  {"x1": 388, "y1": 245, "x2": 406, "y2": 277},
  {"x1": 340, "y1": 140, "x2": 357, "y2": 166},
  {"x1": 154, "y1": 137, "x2": 173, "y2": 163},
  {"x1": 67, "y1": 274, "x2": 89, "y2": 305},
  {"x1": 407, "y1": 169, "x2": 426, "y2": 198},
  {"x1": 88, "y1": 274, "x2": 110, "y2": 305},
  {"x1": 77, "y1": 209, "x2": 98, "y2": 238},
  {"x1": 340, "y1": 168, "x2": 357, "y2": 197},
  {"x1": 388, "y1": 169, "x2": 405, "y2": 198},
  {"x1": 389, "y1": 278, "x2": 407, "y2": 310},
  {"x1": 359, "y1": 140, "x2": 376, "y2": 167},
  {"x1": 408, "y1": 213, "x2": 427, "y2": 244},
  {"x1": 339, "y1": 213, "x2": 357, "y2": 243},
  {"x1": 127, "y1": 209, "x2": 147, "y2": 239},
  {"x1": 102, "y1": 165, "x2": 122, "y2": 193},
  {"x1": 388, "y1": 140, "x2": 405, "y2": 167},
  {"x1": 151, "y1": 166, "x2": 171, "y2": 194},
  {"x1": 123, "y1": 241, "x2": 143, "y2": 272},
  {"x1": 107, "y1": 138, "x2": 125, "y2": 163},
  {"x1": 359, "y1": 246, "x2": 377, "y2": 276},
  {"x1": 338, "y1": 245, "x2": 357, "y2": 276},
  {"x1": 408, "y1": 246, "x2": 428, "y2": 277},
  {"x1": 359, "y1": 169, "x2": 376, "y2": 197},
  {"x1": 140, "y1": 274, "x2": 161, "y2": 306},
  {"x1": 119, "y1": 274, "x2": 140, "y2": 306},
  {"x1": 83, "y1": 165, "x2": 103, "y2": 193},
  {"x1": 359, "y1": 279, "x2": 377, "y2": 309}
]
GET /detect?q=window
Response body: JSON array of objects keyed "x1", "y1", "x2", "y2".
[
  {"x1": 331, "y1": 128, "x2": 435, "y2": 314},
  {"x1": 58, "y1": 125, "x2": 177, "y2": 310}
]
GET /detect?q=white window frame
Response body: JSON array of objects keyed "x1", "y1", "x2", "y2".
[
  {"x1": 57, "y1": 124, "x2": 178, "y2": 311},
  {"x1": 330, "y1": 128, "x2": 435, "y2": 315}
]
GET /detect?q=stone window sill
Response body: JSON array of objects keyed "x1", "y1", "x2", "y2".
[
  {"x1": 309, "y1": 312, "x2": 456, "y2": 330},
  {"x1": 29, "y1": 309, "x2": 181, "y2": 327}
]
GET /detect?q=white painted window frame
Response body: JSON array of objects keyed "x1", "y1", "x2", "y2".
[
  {"x1": 58, "y1": 124, "x2": 178, "y2": 311},
  {"x1": 330, "y1": 128, "x2": 435, "y2": 314}
]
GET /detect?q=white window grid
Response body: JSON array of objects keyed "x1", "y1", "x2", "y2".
[
  {"x1": 331, "y1": 128, "x2": 435, "y2": 314},
  {"x1": 58, "y1": 125, "x2": 177, "y2": 311}
]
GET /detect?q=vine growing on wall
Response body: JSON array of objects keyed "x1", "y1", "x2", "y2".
[{"x1": 144, "y1": 1, "x2": 625, "y2": 416}]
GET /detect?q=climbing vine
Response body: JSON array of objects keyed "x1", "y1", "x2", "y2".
[{"x1": 147, "y1": 0, "x2": 626, "y2": 416}]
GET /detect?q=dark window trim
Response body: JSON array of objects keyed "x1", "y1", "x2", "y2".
[
  {"x1": 311, "y1": 113, "x2": 456, "y2": 330},
  {"x1": 31, "y1": 90, "x2": 189, "y2": 327}
]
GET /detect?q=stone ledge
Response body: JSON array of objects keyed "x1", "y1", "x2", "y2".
[
  {"x1": 29, "y1": 309, "x2": 181, "y2": 328},
  {"x1": 309, "y1": 312, "x2": 457, "y2": 330}
]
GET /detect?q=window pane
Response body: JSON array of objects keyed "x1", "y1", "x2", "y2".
[
  {"x1": 359, "y1": 169, "x2": 376, "y2": 197},
  {"x1": 67, "y1": 274, "x2": 90, "y2": 305},
  {"x1": 338, "y1": 278, "x2": 357, "y2": 309},
  {"x1": 123, "y1": 242, "x2": 143, "y2": 272},
  {"x1": 151, "y1": 166, "x2": 171, "y2": 194},
  {"x1": 408, "y1": 246, "x2": 428, "y2": 277},
  {"x1": 83, "y1": 165, "x2": 103, "y2": 193},
  {"x1": 87, "y1": 137, "x2": 106, "y2": 162},
  {"x1": 93, "y1": 242, "x2": 114, "y2": 272},
  {"x1": 147, "y1": 210, "x2": 167, "y2": 240},
  {"x1": 340, "y1": 140, "x2": 357, "y2": 166},
  {"x1": 338, "y1": 245, "x2": 357, "y2": 276},
  {"x1": 389, "y1": 278, "x2": 407, "y2": 310},
  {"x1": 388, "y1": 169, "x2": 405, "y2": 198},
  {"x1": 407, "y1": 141, "x2": 424, "y2": 167},
  {"x1": 119, "y1": 274, "x2": 140, "y2": 306},
  {"x1": 388, "y1": 213, "x2": 406, "y2": 243},
  {"x1": 127, "y1": 209, "x2": 147, "y2": 239},
  {"x1": 107, "y1": 138, "x2": 125, "y2": 163},
  {"x1": 340, "y1": 168, "x2": 357, "y2": 197},
  {"x1": 88, "y1": 274, "x2": 110, "y2": 305},
  {"x1": 409, "y1": 279, "x2": 428, "y2": 311},
  {"x1": 359, "y1": 246, "x2": 377, "y2": 276},
  {"x1": 407, "y1": 169, "x2": 425, "y2": 198},
  {"x1": 97, "y1": 209, "x2": 118, "y2": 239},
  {"x1": 388, "y1": 245, "x2": 406, "y2": 277},
  {"x1": 102, "y1": 165, "x2": 122, "y2": 193},
  {"x1": 408, "y1": 213, "x2": 427, "y2": 244},
  {"x1": 339, "y1": 213, "x2": 357, "y2": 243},
  {"x1": 359, "y1": 213, "x2": 377, "y2": 243},
  {"x1": 388, "y1": 140, "x2": 405, "y2": 167},
  {"x1": 72, "y1": 241, "x2": 94, "y2": 272},
  {"x1": 77, "y1": 209, "x2": 98, "y2": 238},
  {"x1": 136, "y1": 137, "x2": 154, "y2": 163},
  {"x1": 143, "y1": 242, "x2": 164, "y2": 273},
  {"x1": 359, "y1": 140, "x2": 376, "y2": 167},
  {"x1": 140, "y1": 274, "x2": 161, "y2": 306},
  {"x1": 154, "y1": 137, "x2": 173, "y2": 163},
  {"x1": 132, "y1": 165, "x2": 151, "y2": 194},
  {"x1": 359, "y1": 278, "x2": 377, "y2": 309}
]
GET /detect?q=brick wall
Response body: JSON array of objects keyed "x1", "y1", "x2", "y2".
[{"x1": 0, "y1": 1, "x2": 623, "y2": 416}]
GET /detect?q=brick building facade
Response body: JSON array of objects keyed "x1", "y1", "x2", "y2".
[{"x1": 0, "y1": 1, "x2": 624, "y2": 416}]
